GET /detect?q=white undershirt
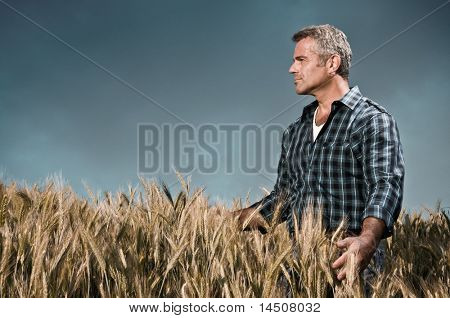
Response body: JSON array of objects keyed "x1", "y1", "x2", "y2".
[{"x1": 313, "y1": 107, "x2": 325, "y2": 141}]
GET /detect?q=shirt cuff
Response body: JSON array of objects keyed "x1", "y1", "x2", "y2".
[{"x1": 361, "y1": 205, "x2": 394, "y2": 239}]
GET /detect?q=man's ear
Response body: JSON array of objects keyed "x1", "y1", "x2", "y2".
[{"x1": 327, "y1": 54, "x2": 341, "y2": 76}]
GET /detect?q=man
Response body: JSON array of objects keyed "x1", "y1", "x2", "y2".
[{"x1": 233, "y1": 24, "x2": 405, "y2": 284}]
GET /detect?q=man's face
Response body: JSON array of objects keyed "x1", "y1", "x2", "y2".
[{"x1": 289, "y1": 37, "x2": 330, "y2": 95}]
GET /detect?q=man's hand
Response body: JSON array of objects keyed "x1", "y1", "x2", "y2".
[
  {"x1": 331, "y1": 217, "x2": 385, "y2": 280},
  {"x1": 230, "y1": 207, "x2": 268, "y2": 232},
  {"x1": 331, "y1": 233, "x2": 377, "y2": 280}
]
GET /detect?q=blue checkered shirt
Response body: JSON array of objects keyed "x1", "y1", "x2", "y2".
[{"x1": 250, "y1": 86, "x2": 405, "y2": 238}]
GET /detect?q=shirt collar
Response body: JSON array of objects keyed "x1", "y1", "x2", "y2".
[
  {"x1": 337, "y1": 85, "x2": 363, "y2": 110},
  {"x1": 302, "y1": 85, "x2": 363, "y2": 120}
]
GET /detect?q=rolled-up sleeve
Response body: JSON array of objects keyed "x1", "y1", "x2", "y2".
[
  {"x1": 249, "y1": 129, "x2": 292, "y2": 222},
  {"x1": 360, "y1": 112, "x2": 405, "y2": 238}
]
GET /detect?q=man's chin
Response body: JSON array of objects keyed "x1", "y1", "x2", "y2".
[{"x1": 295, "y1": 87, "x2": 308, "y2": 95}]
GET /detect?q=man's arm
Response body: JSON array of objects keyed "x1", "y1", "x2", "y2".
[
  {"x1": 360, "y1": 112, "x2": 405, "y2": 238},
  {"x1": 333, "y1": 112, "x2": 405, "y2": 279}
]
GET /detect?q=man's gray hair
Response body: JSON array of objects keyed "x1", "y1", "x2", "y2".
[{"x1": 292, "y1": 24, "x2": 352, "y2": 80}]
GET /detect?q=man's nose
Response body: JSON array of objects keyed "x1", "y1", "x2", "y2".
[{"x1": 288, "y1": 63, "x2": 297, "y2": 74}]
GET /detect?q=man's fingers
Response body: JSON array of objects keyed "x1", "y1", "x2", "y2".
[
  {"x1": 336, "y1": 237, "x2": 353, "y2": 248},
  {"x1": 337, "y1": 269, "x2": 346, "y2": 281},
  {"x1": 332, "y1": 251, "x2": 347, "y2": 269}
]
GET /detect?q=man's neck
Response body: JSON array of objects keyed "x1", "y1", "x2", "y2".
[{"x1": 314, "y1": 77, "x2": 350, "y2": 114}]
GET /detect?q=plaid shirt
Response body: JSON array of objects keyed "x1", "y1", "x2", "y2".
[{"x1": 250, "y1": 86, "x2": 405, "y2": 238}]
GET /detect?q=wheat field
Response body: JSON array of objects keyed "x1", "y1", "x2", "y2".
[{"x1": 0, "y1": 174, "x2": 448, "y2": 298}]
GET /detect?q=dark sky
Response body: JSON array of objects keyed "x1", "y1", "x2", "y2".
[{"x1": 1, "y1": 0, "x2": 449, "y2": 212}]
